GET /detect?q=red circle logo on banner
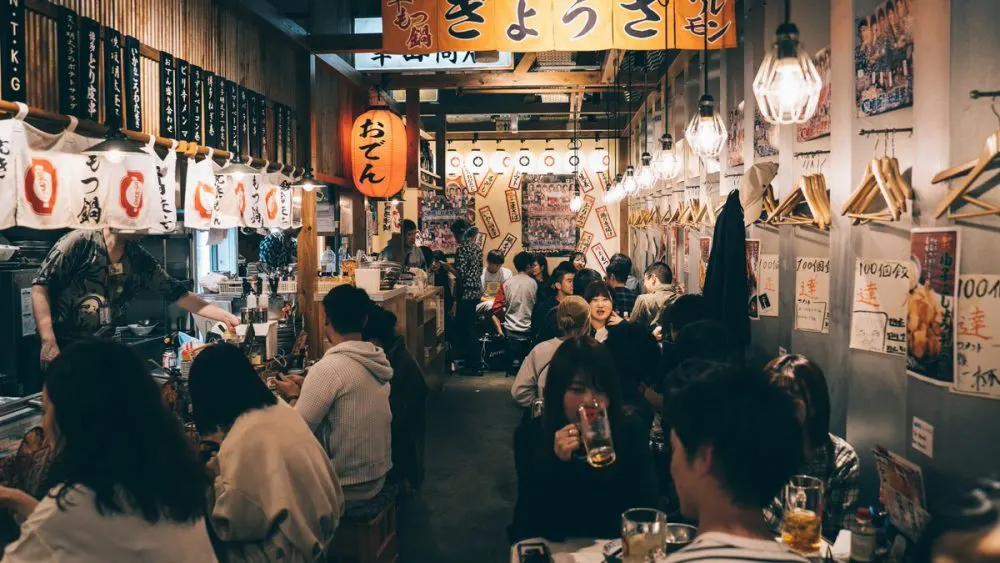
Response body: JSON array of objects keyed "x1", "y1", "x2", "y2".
[
  {"x1": 24, "y1": 158, "x2": 58, "y2": 216},
  {"x1": 119, "y1": 171, "x2": 145, "y2": 219},
  {"x1": 193, "y1": 181, "x2": 216, "y2": 220}
]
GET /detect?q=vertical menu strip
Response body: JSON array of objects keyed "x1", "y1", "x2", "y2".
[
  {"x1": 123, "y1": 35, "x2": 142, "y2": 131},
  {"x1": 203, "y1": 72, "x2": 218, "y2": 148},
  {"x1": 248, "y1": 91, "x2": 260, "y2": 158},
  {"x1": 258, "y1": 93, "x2": 268, "y2": 160},
  {"x1": 159, "y1": 52, "x2": 176, "y2": 138},
  {"x1": 56, "y1": 7, "x2": 80, "y2": 116},
  {"x1": 226, "y1": 79, "x2": 238, "y2": 154},
  {"x1": 238, "y1": 86, "x2": 248, "y2": 156},
  {"x1": 190, "y1": 65, "x2": 203, "y2": 143},
  {"x1": 81, "y1": 18, "x2": 101, "y2": 121},
  {"x1": 176, "y1": 58, "x2": 190, "y2": 141}
]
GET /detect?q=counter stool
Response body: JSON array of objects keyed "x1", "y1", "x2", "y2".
[{"x1": 328, "y1": 485, "x2": 398, "y2": 563}]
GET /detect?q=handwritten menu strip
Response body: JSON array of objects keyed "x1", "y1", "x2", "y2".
[
  {"x1": 746, "y1": 239, "x2": 761, "y2": 320},
  {"x1": 577, "y1": 230, "x2": 594, "y2": 254},
  {"x1": 479, "y1": 205, "x2": 500, "y2": 238},
  {"x1": 850, "y1": 259, "x2": 911, "y2": 356},
  {"x1": 579, "y1": 171, "x2": 594, "y2": 193},
  {"x1": 795, "y1": 256, "x2": 831, "y2": 334},
  {"x1": 596, "y1": 205, "x2": 616, "y2": 239},
  {"x1": 508, "y1": 168, "x2": 522, "y2": 189},
  {"x1": 504, "y1": 189, "x2": 520, "y2": 222},
  {"x1": 953, "y1": 275, "x2": 1000, "y2": 400},
  {"x1": 759, "y1": 254, "x2": 780, "y2": 317},
  {"x1": 576, "y1": 194, "x2": 595, "y2": 227},
  {"x1": 596, "y1": 171, "x2": 609, "y2": 191},
  {"x1": 907, "y1": 228, "x2": 961, "y2": 386},
  {"x1": 474, "y1": 231, "x2": 486, "y2": 250},
  {"x1": 497, "y1": 233, "x2": 517, "y2": 257},
  {"x1": 462, "y1": 167, "x2": 477, "y2": 194},
  {"x1": 591, "y1": 242, "x2": 610, "y2": 273},
  {"x1": 479, "y1": 169, "x2": 499, "y2": 197},
  {"x1": 57, "y1": 7, "x2": 80, "y2": 116}
]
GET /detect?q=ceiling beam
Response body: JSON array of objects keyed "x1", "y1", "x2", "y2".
[
  {"x1": 385, "y1": 71, "x2": 604, "y2": 90},
  {"x1": 306, "y1": 33, "x2": 382, "y2": 53},
  {"x1": 446, "y1": 118, "x2": 614, "y2": 133},
  {"x1": 440, "y1": 131, "x2": 621, "y2": 141},
  {"x1": 514, "y1": 53, "x2": 537, "y2": 74},
  {"x1": 419, "y1": 100, "x2": 629, "y2": 116},
  {"x1": 601, "y1": 49, "x2": 622, "y2": 84}
]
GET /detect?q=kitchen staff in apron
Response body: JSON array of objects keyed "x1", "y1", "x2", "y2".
[{"x1": 32, "y1": 227, "x2": 240, "y2": 366}]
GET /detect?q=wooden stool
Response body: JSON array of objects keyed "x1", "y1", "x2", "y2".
[{"x1": 329, "y1": 485, "x2": 398, "y2": 563}]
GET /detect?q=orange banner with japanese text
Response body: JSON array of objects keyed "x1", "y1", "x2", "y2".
[
  {"x1": 611, "y1": 0, "x2": 667, "y2": 51},
  {"x1": 494, "y1": 0, "x2": 555, "y2": 52},
  {"x1": 666, "y1": 0, "x2": 738, "y2": 50},
  {"x1": 437, "y1": 0, "x2": 496, "y2": 52},
  {"x1": 551, "y1": 0, "x2": 613, "y2": 51},
  {"x1": 383, "y1": 0, "x2": 439, "y2": 54}
]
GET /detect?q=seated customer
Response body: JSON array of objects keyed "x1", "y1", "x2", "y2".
[
  {"x1": 763, "y1": 355, "x2": 861, "y2": 540},
  {"x1": 493, "y1": 252, "x2": 539, "y2": 369},
  {"x1": 610, "y1": 252, "x2": 640, "y2": 294},
  {"x1": 512, "y1": 296, "x2": 591, "y2": 409},
  {"x1": 646, "y1": 319, "x2": 735, "y2": 413},
  {"x1": 284, "y1": 285, "x2": 394, "y2": 501},
  {"x1": 606, "y1": 254, "x2": 638, "y2": 317},
  {"x1": 665, "y1": 362, "x2": 808, "y2": 563},
  {"x1": 531, "y1": 263, "x2": 575, "y2": 344},
  {"x1": 189, "y1": 344, "x2": 344, "y2": 561},
  {"x1": 630, "y1": 261, "x2": 680, "y2": 333},
  {"x1": 584, "y1": 281, "x2": 621, "y2": 342},
  {"x1": 0, "y1": 340, "x2": 216, "y2": 562},
  {"x1": 362, "y1": 306, "x2": 429, "y2": 491},
  {"x1": 572, "y1": 267, "x2": 603, "y2": 298},
  {"x1": 510, "y1": 336, "x2": 658, "y2": 542},
  {"x1": 478, "y1": 249, "x2": 512, "y2": 314},
  {"x1": 604, "y1": 318, "x2": 661, "y2": 424}
]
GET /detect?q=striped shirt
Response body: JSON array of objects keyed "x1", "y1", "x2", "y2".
[{"x1": 665, "y1": 532, "x2": 809, "y2": 563}]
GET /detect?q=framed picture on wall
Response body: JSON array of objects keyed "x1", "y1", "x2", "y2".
[
  {"x1": 796, "y1": 47, "x2": 832, "y2": 142},
  {"x1": 521, "y1": 174, "x2": 578, "y2": 256},
  {"x1": 855, "y1": 0, "x2": 913, "y2": 117}
]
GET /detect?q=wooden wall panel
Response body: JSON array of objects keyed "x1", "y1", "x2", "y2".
[{"x1": 22, "y1": 0, "x2": 305, "y2": 163}]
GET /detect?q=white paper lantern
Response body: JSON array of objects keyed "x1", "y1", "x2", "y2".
[
  {"x1": 515, "y1": 147, "x2": 536, "y2": 173},
  {"x1": 465, "y1": 148, "x2": 488, "y2": 174},
  {"x1": 539, "y1": 148, "x2": 558, "y2": 173},
  {"x1": 588, "y1": 147, "x2": 610, "y2": 172},
  {"x1": 489, "y1": 149, "x2": 510, "y2": 172}
]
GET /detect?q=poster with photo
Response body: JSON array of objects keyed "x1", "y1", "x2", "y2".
[
  {"x1": 855, "y1": 0, "x2": 913, "y2": 117},
  {"x1": 850, "y1": 259, "x2": 911, "y2": 356},
  {"x1": 746, "y1": 239, "x2": 761, "y2": 319},
  {"x1": 419, "y1": 176, "x2": 475, "y2": 255},
  {"x1": 522, "y1": 174, "x2": 578, "y2": 255},
  {"x1": 727, "y1": 104, "x2": 745, "y2": 167},
  {"x1": 953, "y1": 275, "x2": 1000, "y2": 400},
  {"x1": 907, "y1": 228, "x2": 960, "y2": 386},
  {"x1": 759, "y1": 254, "x2": 780, "y2": 317},
  {"x1": 699, "y1": 237, "x2": 712, "y2": 291},
  {"x1": 754, "y1": 107, "x2": 778, "y2": 158},
  {"x1": 795, "y1": 257, "x2": 831, "y2": 333},
  {"x1": 797, "y1": 47, "x2": 832, "y2": 142}
]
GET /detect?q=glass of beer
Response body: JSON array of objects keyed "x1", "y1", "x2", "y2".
[
  {"x1": 621, "y1": 508, "x2": 668, "y2": 563},
  {"x1": 780, "y1": 475, "x2": 824, "y2": 555},
  {"x1": 577, "y1": 401, "x2": 616, "y2": 468}
]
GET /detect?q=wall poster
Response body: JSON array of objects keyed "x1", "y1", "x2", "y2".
[
  {"x1": 698, "y1": 237, "x2": 712, "y2": 291},
  {"x1": 906, "y1": 228, "x2": 960, "y2": 385},
  {"x1": 953, "y1": 275, "x2": 1000, "y2": 400},
  {"x1": 753, "y1": 107, "x2": 778, "y2": 158},
  {"x1": 855, "y1": 0, "x2": 913, "y2": 117},
  {"x1": 907, "y1": 228, "x2": 960, "y2": 386},
  {"x1": 795, "y1": 257, "x2": 831, "y2": 333},
  {"x1": 521, "y1": 174, "x2": 577, "y2": 255},
  {"x1": 850, "y1": 259, "x2": 911, "y2": 356},
  {"x1": 726, "y1": 103, "x2": 745, "y2": 167},
  {"x1": 796, "y1": 46, "x2": 832, "y2": 142},
  {"x1": 746, "y1": 239, "x2": 761, "y2": 319},
  {"x1": 759, "y1": 253, "x2": 780, "y2": 317},
  {"x1": 419, "y1": 175, "x2": 475, "y2": 255}
]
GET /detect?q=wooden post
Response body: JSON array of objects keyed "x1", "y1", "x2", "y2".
[
  {"x1": 435, "y1": 119, "x2": 447, "y2": 188},
  {"x1": 406, "y1": 88, "x2": 421, "y2": 188},
  {"x1": 298, "y1": 54, "x2": 320, "y2": 359},
  {"x1": 618, "y1": 132, "x2": 629, "y2": 259}
]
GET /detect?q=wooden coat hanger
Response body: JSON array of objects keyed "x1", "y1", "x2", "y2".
[
  {"x1": 841, "y1": 133, "x2": 910, "y2": 224},
  {"x1": 934, "y1": 99, "x2": 1000, "y2": 219}
]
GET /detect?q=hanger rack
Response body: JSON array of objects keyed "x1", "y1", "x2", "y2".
[
  {"x1": 793, "y1": 150, "x2": 832, "y2": 158},
  {"x1": 933, "y1": 90, "x2": 1000, "y2": 219},
  {"x1": 859, "y1": 127, "x2": 913, "y2": 137},
  {"x1": 841, "y1": 129, "x2": 912, "y2": 224}
]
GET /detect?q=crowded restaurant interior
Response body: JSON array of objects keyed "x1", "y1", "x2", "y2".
[{"x1": 0, "y1": 0, "x2": 998, "y2": 561}]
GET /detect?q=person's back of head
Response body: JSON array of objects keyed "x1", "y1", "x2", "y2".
[
  {"x1": 607, "y1": 254, "x2": 632, "y2": 284},
  {"x1": 603, "y1": 320, "x2": 660, "y2": 392},
  {"x1": 573, "y1": 268, "x2": 603, "y2": 297},
  {"x1": 659, "y1": 294, "x2": 709, "y2": 337},
  {"x1": 644, "y1": 261, "x2": 673, "y2": 285},
  {"x1": 44, "y1": 339, "x2": 209, "y2": 524},
  {"x1": 450, "y1": 218, "x2": 470, "y2": 238},
  {"x1": 486, "y1": 249, "x2": 505, "y2": 267},
  {"x1": 432, "y1": 250, "x2": 446, "y2": 263},
  {"x1": 555, "y1": 296, "x2": 590, "y2": 338},
  {"x1": 362, "y1": 305, "x2": 400, "y2": 348},
  {"x1": 322, "y1": 285, "x2": 373, "y2": 338},
  {"x1": 665, "y1": 362, "x2": 804, "y2": 519},
  {"x1": 765, "y1": 354, "x2": 832, "y2": 446},
  {"x1": 189, "y1": 343, "x2": 278, "y2": 435},
  {"x1": 513, "y1": 251, "x2": 535, "y2": 273},
  {"x1": 402, "y1": 219, "x2": 417, "y2": 234},
  {"x1": 673, "y1": 319, "x2": 736, "y2": 365}
]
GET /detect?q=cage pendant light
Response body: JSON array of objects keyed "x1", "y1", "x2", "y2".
[
  {"x1": 752, "y1": 0, "x2": 823, "y2": 124},
  {"x1": 685, "y1": 0, "x2": 728, "y2": 159}
]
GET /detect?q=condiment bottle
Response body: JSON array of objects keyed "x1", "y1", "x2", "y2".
[{"x1": 851, "y1": 507, "x2": 877, "y2": 562}]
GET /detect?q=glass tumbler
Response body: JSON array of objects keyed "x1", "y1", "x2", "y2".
[{"x1": 621, "y1": 508, "x2": 668, "y2": 563}]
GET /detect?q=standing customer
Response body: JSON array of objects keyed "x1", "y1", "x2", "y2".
[
  {"x1": 763, "y1": 355, "x2": 861, "y2": 540},
  {"x1": 530, "y1": 262, "x2": 575, "y2": 344},
  {"x1": 584, "y1": 281, "x2": 620, "y2": 342},
  {"x1": 0, "y1": 340, "x2": 216, "y2": 562},
  {"x1": 533, "y1": 253, "x2": 550, "y2": 287},
  {"x1": 452, "y1": 219, "x2": 484, "y2": 375},
  {"x1": 606, "y1": 254, "x2": 638, "y2": 317},
  {"x1": 569, "y1": 252, "x2": 587, "y2": 272},
  {"x1": 189, "y1": 344, "x2": 344, "y2": 562},
  {"x1": 362, "y1": 306, "x2": 428, "y2": 491},
  {"x1": 278, "y1": 285, "x2": 394, "y2": 501},
  {"x1": 379, "y1": 219, "x2": 433, "y2": 269},
  {"x1": 665, "y1": 362, "x2": 808, "y2": 563},
  {"x1": 629, "y1": 262, "x2": 680, "y2": 333},
  {"x1": 511, "y1": 296, "x2": 590, "y2": 409}
]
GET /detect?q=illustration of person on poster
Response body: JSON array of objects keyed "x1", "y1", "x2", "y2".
[
  {"x1": 420, "y1": 176, "x2": 475, "y2": 255},
  {"x1": 522, "y1": 174, "x2": 578, "y2": 255},
  {"x1": 856, "y1": 0, "x2": 913, "y2": 116},
  {"x1": 796, "y1": 47, "x2": 832, "y2": 142},
  {"x1": 907, "y1": 228, "x2": 961, "y2": 385}
]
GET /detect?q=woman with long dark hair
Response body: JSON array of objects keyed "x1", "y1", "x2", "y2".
[
  {"x1": 509, "y1": 336, "x2": 658, "y2": 542},
  {"x1": 0, "y1": 340, "x2": 216, "y2": 561},
  {"x1": 189, "y1": 344, "x2": 344, "y2": 561}
]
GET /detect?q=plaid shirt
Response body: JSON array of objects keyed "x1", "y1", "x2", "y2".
[
  {"x1": 765, "y1": 433, "x2": 861, "y2": 540},
  {"x1": 610, "y1": 286, "x2": 638, "y2": 317}
]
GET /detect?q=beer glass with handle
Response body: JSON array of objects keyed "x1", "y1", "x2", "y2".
[
  {"x1": 577, "y1": 400, "x2": 616, "y2": 468},
  {"x1": 781, "y1": 475, "x2": 824, "y2": 555}
]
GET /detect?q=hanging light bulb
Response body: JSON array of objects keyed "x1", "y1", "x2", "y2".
[
  {"x1": 217, "y1": 156, "x2": 260, "y2": 180},
  {"x1": 636, "y1": 152, "x2": 655, "y2": 191},
  {"x1": 489, "y1": 147, "x2": 510, "y2": 172},
  {"x1": 621, "y1": 165, "x2": 639, "y2": 195},
  {"x1": 752, "y1": 3, "x2": 823, "y2": 125},
  {"x1": 465, "y1": 147, "x2": 488, "y2": 174},
  {"x1": 291, "y1": 168, "x2": 325, "y2": 192},
  {"x1": 588, "y1": 147, "x2": 609, "y2": 172},
  {"x1": 540, "y1": 146, "x2": 558, "y2": 173},
  {"x1": 515, "y1": 146, "x2": 535, "y2": 173},
  {"x1": 570, "y1": 195, "x2": 583, "y2": 212},
  {"x1": 83, "y1": 128, "x2": 145, "y2": 164},
  {"x1": 653, "y1": 134, "x2": 681, "y2": 180},
  {"x1": 686, "y1": 94, "x2": 728, "y2": 159}
]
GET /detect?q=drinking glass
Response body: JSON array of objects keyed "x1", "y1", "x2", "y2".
[
  {"x1": 780, "y1": 475, "x2": 824, "y2": 555},
  {"x1": 621, "y1": 508, "x2": 668, "y2": 563},
  {"x1": 577, "y1": 401, "x2": 616, "y2": 468}
]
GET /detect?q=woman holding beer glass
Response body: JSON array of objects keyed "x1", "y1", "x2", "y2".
[
  {"x1": 763, "y1": 355, "x2": 861, "y2": 541},
  {"x1": 508, "y1": 336, "x2": 658, "y2": 543}
]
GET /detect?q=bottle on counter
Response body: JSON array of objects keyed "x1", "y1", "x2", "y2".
[{"x1": 851, "y1": 507, "x2": 877, "y2": 562}]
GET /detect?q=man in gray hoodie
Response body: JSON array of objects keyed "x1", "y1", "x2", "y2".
[{"x1": 291, "y1": 285, "x2": 394, "y2": 502}]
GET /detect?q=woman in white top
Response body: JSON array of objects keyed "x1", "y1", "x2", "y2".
[
  {"x1": 511, "y1": 296, "x2": 591, "y2": 409},
  {"x1": 0, "y1": 340, "x2": 217, "y2": 562}
]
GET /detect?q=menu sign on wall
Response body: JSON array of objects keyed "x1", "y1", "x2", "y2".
[
  {"x1": 123, "y1": 36, "x2": 142, "y2": 132},
  {"x1": 176, "y1": 59, "x2": 190, "y2": 141},
  {"x1": 190, "y1": 66, "x2": 203, "y2": 143},
  {"x1": 850, "y1": 259, "x2": 911, "y2": 356},
  {"x1": 759, "y1": 254, "x2": 780, "y2": 317},
  {"x1": 57, "y1": 7, "x2": 81, "y2": 116},
  {"x1": 795, "y1": 257, "x2": 831, "y2": 333},
  {"x1": 954, "y1": 275, "x2": 1000, "y2": 400},
  {"x1": 907, "y1": 228, "x2": 960, "y2": 386},
  {"x1": 81, "y1": 18, "x2": 101, "y2": 122},
  {"x1": 103, "y1": 29, "x2": 124, "y2": 130},
  {"x1": 159, "y1": 52, "x2": 177, "y2": 138}
]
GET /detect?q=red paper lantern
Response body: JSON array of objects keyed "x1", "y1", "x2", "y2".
[{"x1": 350, "y1": 106, "x2": 407, "y2": 199}]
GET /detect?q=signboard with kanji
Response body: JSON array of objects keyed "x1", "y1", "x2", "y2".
[
  {"x1": 850, "y1": 259, "x2": 912, "y2": 356},
  {"x1": 907, "y1": 228, "x2": 960, "y2": 386},
  {"x1": 795, "y1": 257, "x2": 831, "y2": 334},
  {"x1": 953, "y1": 274, "x2": 1000, "y2": 400}
]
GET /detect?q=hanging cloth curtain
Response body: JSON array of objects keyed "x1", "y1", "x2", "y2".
[{"x1": 702, "y1": 189, "x2": 749, "y2": 349}]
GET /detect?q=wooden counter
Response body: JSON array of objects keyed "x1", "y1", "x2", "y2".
[{"x1": 405, "y1": 287, "x2": 446, "y2": 391}]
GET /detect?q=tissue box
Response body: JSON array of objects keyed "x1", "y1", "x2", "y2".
[{"x1": 355, "y1": 268, "x2": 382, "y2": 294}]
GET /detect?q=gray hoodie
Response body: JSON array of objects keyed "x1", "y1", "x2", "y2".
[{"x1": 295, "y1": 341, "x2": 394, "y2": 487}]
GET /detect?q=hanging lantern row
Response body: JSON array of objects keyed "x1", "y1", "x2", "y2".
[{"x1": 445, "y1": 147, "x2": 621, "y2": 175}]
